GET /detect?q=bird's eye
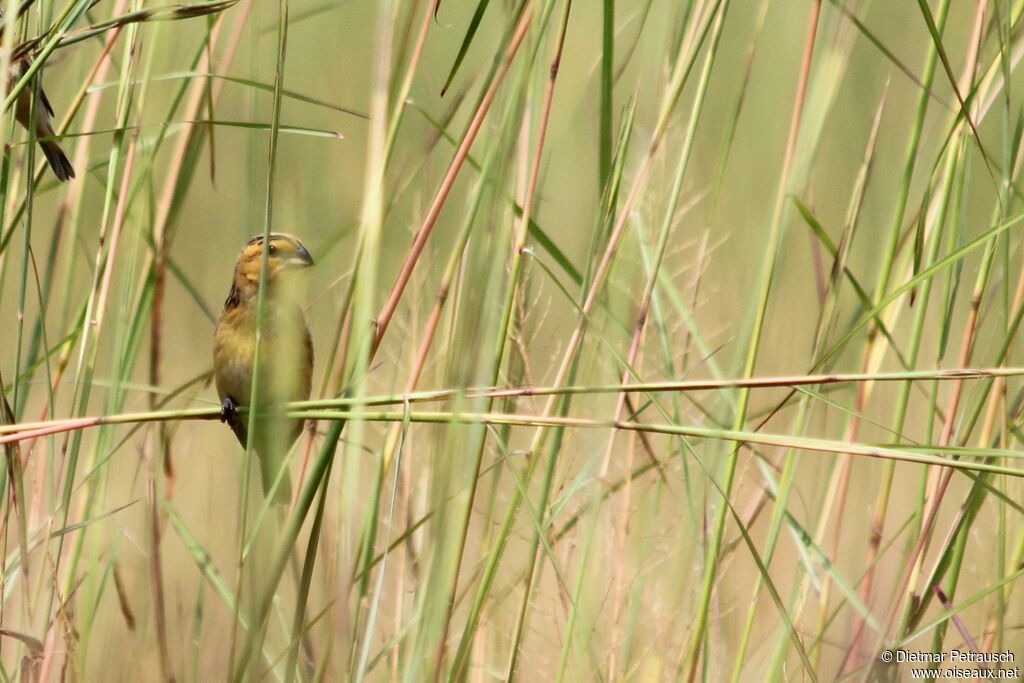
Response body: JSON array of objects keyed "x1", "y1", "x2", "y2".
[{"x1": 268, "y1": 244, "x2": 278, "y2": 255}]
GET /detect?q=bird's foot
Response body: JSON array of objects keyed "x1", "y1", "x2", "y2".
[{"x1": 220, "y1": 396, "x2": 237, "y2": 423}]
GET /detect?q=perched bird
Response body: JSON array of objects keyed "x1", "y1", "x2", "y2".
[
  {"x1": 1, "y1": 6, "x2": 73, "y2": 181},
  {"x1": 213, "y1": 233, "x2": 314, "y2": 504},
  {"x1": 9, "y1": 55, "x2": 74, "y2": 181}
]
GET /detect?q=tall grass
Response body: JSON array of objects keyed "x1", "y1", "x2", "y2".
[{"x1": 0, "y1": 0, "x2": 1022, "y2": 680}]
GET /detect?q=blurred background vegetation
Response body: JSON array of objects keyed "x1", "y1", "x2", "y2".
[{"x1": 0, "y1": 0, "x2": 1022, "y2": 680}]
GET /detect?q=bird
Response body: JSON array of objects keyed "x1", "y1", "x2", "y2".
[
  {"x1": 213, "y1": 233, "x2": 314, "y2": 504},
  {"x1": 0, "y1": 6, "x2": 74, "y2": 181},
  {"x1": 9, "y1": 54, "x2": 74, "y2": 181}
]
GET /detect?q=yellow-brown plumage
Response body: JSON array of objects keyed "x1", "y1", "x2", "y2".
[{"x1": 213, "y1": 233, "x2": 313, "y2": 504}]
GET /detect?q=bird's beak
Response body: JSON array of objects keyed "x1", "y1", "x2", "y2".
[{"x1": 286, "y1": 243, "x2": 314, "y2": 269}]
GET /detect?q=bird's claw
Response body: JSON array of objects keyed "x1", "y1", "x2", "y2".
[{"x1": 220, "y1": 397, "x2": 237, "y2": 423}]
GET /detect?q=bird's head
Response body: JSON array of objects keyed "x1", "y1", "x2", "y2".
[{"x1": 230, "y1": 233, "x2": 314, "y2": 299}]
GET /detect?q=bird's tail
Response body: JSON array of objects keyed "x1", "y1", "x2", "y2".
[
  {"x1": 40, "y1": 139, "x2": 74, "y2": 181},
  {"x1": 229, "y1": 412, "x2": 294, "y2": 505},
  {"x1": 259, "y1": 452, "x2": 292, "y2": 506}
]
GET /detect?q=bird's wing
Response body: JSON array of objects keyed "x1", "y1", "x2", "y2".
[{"x1": 39, "y1": 88, "x2": 54, "y2": 118}]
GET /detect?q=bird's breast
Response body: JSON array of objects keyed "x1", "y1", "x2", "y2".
[{"x1": 213, "y1": 303, "x2": 312, "y2": 408}]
